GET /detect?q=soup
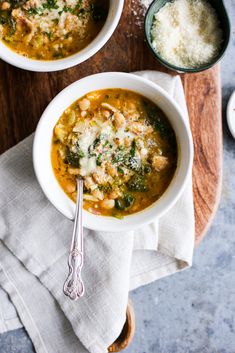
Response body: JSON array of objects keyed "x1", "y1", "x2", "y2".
[
  {"x1": 51, "y1": 89, "x2": 178, "y2": 218},
  {"x1": 0, "y1": 0, "x2": 108, "y2": 60}
]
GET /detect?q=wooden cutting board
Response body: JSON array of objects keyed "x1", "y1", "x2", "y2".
[{"x1": 0, "y1": 0, "x2": 222, "y2": 350}]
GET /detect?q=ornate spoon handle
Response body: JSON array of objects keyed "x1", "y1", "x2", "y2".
[{"x1": 63, "y1": 177, "x2": 84, "y2": 300}]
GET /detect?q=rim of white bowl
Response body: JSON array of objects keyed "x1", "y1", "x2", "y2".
[
  {"x1": 227, "y1": 90, "x2": 235, "y2": 140},
  {"x1": 33, "y1": 72, "x2": 194, "y2": 232},
  {"x1": 0, "y1": 0, "x2": 124, "y2": 72}
]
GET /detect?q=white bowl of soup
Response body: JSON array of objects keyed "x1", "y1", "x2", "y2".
[
  {"x1": 33, "y1": 72, "x2": 193, "y2": 231},
  {"x1": 0, "y1": 0, "x2": 123, "y2": 72}
]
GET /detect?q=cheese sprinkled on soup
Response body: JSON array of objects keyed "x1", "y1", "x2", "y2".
[
  {"x1": 51, "y1": 89, "x2": 178, "y2": 218},
  {"x1": 0, "y1": 0, "x2": 108, "y2": 60}
]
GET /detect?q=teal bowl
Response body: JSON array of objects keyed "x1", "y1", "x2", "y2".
[{"x1": 144, "y1": 0, "x2": 231, "y2": 73}]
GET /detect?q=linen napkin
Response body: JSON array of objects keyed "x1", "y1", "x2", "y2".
[{"x1": 0, "y1": 71, "x2": 194, "y2": 353}]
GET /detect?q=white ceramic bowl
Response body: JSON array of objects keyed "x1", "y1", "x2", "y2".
[
  {"x1": 33, "y1": 72, "x2": 193, "y2": 232},
  {"x1": 0, "y1": 0, "x2": 124, "y2": 72}
]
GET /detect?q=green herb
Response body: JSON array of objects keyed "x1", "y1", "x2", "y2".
[
  {"x1": 127, "y1": 175, "x2": 148, "y2": 192},
  {"x1": 45, "y1": 31, "x2": 52, "y2": 40},
  {"x1": 9, "y1": 0, "x2": 25, "y2": 8},
  {"x1": 52, "y1": 18, "x2": 59, "y2": 24},
  {"x1": 117, "y1": 166, "x2": 124, "y2": 174},
  {"x1": 27, "y1": 0, "x2": 59, "y2": 16},
  {"x1": 43, "y1": 0, "x2": 59, "y2": 10},
  {"x1": 62, "y1": 5, "x2": 73, "y2": 12},
  {"x1": 27, "y1": 7, "x2": 43, "y2": 15},
  {"x1": 96, "y1": 155, "x2": 102, "y2": 166}
]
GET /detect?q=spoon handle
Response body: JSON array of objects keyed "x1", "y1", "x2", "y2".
[{"x1": 63, "y1": 178, "x2": 84, "y2": 300}]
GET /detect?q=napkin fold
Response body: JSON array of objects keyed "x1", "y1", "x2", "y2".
[{"x1": 0, "y1": 71, "x2": 195, "y2": 353}]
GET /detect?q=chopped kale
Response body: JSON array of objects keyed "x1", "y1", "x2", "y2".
[
  {"x1": 65, "y1": 151, "x2": 80, "y2": 167},
  {"x1": 0, "y1": 11, "x2": 16, "y2": 34},
  {"x1": 117, "y1": 166, "x2": 124, "y2": 174},
  {"x1": 127, "y1": 175, "x2": 148, "y2": 192},
  {"x1": 91, "y1": 5, "x2": 107, "y2": 22},
  {"x1": 124, "y1": 155, "x2": 140, "y2": 171},
  {"x1": 113, "y1": 150, "x2": 140, "y2": 172},
  {"x1": 124, "y1": 194, "x2": 135, "y2": 208},
  {"x1": 143, "y1": 100, "x2": 169, "y2": 139},
  {"x1": 65, "y1": 147, "x2": 84, "y2": 167},
  {"x1": 115, "y1": 194, "x2": 135, "y2": 210}
]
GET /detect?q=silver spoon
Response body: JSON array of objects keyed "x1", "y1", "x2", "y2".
[{"x1": 63, "y1": 177, "x2": 84, "y2": 300}]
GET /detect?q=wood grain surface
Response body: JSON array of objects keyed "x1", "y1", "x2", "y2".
[
  {"x1": 0, "y1": 0, "x2": 222, "y2": 350},
  {"x1": 0, "y1": 0, "x2": 222, "y2": 242}
]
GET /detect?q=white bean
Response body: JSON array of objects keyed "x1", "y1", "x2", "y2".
[
  {"x1": 101, "y1": 199, "x2": 115, "y2": 210},
  {"x1": 1, "y1": 2, "x2": 10, "y2": 9},
  {"x1": 113, "y1": 112, "x2": 125, "y2": 129},
  {"x1": 78, "y1": 98, "x2": 90, "y2": 111}
]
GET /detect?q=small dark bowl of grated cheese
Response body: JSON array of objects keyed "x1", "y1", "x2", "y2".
[{"x1": 144, "y1": 0, "x2": 231, "y2": 73}]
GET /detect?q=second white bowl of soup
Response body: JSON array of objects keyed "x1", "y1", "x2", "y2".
[
  {"x1": 0, "y1": 0, "x2": 123, "y2": 72},
  {"x1": 33, "y1": 72, "x2": 193, "y2": 231}
]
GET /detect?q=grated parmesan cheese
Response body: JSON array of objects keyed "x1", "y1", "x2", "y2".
[{"x1": 151, "y1": 0, "x2": 223, "y2": 68}]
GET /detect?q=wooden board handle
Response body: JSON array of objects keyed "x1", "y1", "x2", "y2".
[{"x1": 108, "y1": 300, "x2": 135, "y2": 352}]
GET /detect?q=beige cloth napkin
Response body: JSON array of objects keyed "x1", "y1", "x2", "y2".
[{"x1": 0, "y1": 71, "x2": 194, "y2": 353}]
